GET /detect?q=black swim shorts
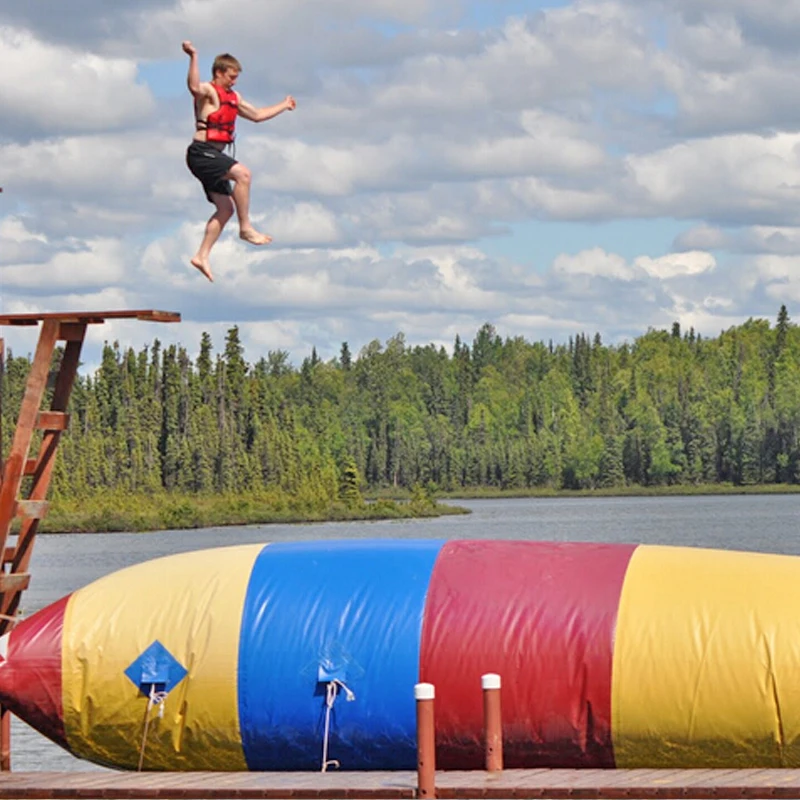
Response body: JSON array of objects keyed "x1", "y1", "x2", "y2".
[{"x1": 186, "y1": 141, "x2": 238, "y2": 203}]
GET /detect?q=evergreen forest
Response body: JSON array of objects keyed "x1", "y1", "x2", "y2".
[{"x1": 3, "y1": 306, "x2": 799, "y2": 507}]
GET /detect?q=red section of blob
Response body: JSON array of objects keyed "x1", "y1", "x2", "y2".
[
  {"x1": 420, "y1": 541, "x2": 636, "y2": 769},
  {"x1": 0, "y1": 594, "x2": 68, "y2": 749}
]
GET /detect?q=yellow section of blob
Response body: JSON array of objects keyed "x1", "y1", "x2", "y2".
[
  {"x1": 63, "y1": 544, "x2": 265, "y2": 770},
  {"x1": 613, "y1": 545, "x2": 800, "y2": 767}
]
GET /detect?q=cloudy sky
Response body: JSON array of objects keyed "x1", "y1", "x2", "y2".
[{"x1": 1, "y1": 0, "x2": 797, "y2": 370}]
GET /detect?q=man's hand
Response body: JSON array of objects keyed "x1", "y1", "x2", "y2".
[
  {"x1": 182, "y1": 40, "x2": 197, "y2": 57},
  {"x1": 284, "y1": 95, "x2": 297, "y2": 111}
]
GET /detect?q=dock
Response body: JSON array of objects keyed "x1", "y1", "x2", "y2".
[{"x1": 4, "y1": 769, "x2": 800, "y2": 799}]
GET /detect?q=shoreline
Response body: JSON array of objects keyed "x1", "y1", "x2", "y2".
[
  {"x1": 37, "y1": 491, "x2": 468, "y2": 534},
  {"x1": 33, "y1": 482, "x2": 799, "y2": 534},
  {"x1": 431, "y1": 482, "x2": 800, "y2": 500}
]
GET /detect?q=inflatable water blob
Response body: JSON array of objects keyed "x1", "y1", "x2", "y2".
[{"x1": 2, "y1": 539, "x2": 800, "y2": 771}]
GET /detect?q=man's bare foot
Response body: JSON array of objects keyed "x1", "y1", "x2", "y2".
[
  {"x1": 240, "y1": 228, "x2": 273, "y2": 246},
  {"x1": 190, "y1": 256, "x2": 214, "y2": 282}
]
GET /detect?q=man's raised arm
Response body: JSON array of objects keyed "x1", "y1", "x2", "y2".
[{"x1": 182, "y1": 40, "x2": 202, "y2": 96}]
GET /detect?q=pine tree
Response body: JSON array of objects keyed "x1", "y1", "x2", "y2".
[
  {"x1": 340, "y1": 342, "x2": 352, "y2": 370},
  {"x1": 339, "y1": 456, "x2": 363, "y2": 507}
]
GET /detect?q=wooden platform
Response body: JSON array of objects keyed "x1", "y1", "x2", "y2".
[
  {"x1": 0, "y1": 310, "x2": 180, "y2": 326},
  {"x1": 4, "y1": 769, "x2": 800, "y2": 799}
]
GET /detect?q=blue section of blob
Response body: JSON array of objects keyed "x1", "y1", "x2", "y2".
[{"x1": 237, "y1": 539, "x2": 443, "y2": 770}]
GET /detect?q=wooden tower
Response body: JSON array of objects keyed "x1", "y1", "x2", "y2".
[{"x1": 0, "y1": 310, "x2": 180, "y2": 769}]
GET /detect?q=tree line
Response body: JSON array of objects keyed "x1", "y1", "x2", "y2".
[{"x1": 2, "y1": 306, "x2": 798, "y2": 500}]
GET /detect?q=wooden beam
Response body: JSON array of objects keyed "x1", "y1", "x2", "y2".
[
  {"x1": 57, "y1": 323, "x2": 87, "y2": 342},
  {"x1": 0, "y1": 320, "x2": 59, "y2": 555},
  {"x1": 2, "y1": 334, "x2": 86, "y2": 625},
  {"x1": 0, "y1": 338, "x2": 4, "y2": 478},
  {"x1": 0, "y1": 574, "x2": 30, "y2": 593},
  {"x1": 35, "y1": 411, "x2": 70, "y2": 431},
  {"x1": 15, "y1": 500, "x2": 49, "y2": 520},
  {"x1": 0, "y1": 706, "x2": 9, "y2": 772}
]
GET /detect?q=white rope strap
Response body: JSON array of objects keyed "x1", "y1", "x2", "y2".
[
  {"x1": 137, "y1": 684, "x2": 169, "y2": 772},
  {"x1": 321, "y1": 679, "x2": 355, "y2": 772}
]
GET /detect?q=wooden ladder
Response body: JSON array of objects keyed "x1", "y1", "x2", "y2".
[{"x1": 0, "y1": 310, "x2": 180, "y2": 770}]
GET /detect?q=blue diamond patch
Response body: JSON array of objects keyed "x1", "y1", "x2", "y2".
[{"x1": 124, "y1": 640, "x2": 188, "y2": 697}]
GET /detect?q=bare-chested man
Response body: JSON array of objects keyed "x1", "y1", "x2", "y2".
[{"x1": 183, "y1": 41, "x2": 296, "y2": 282}]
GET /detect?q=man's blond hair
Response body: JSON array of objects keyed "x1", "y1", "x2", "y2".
[{"x1": 212, "y1": 53, "x2": 242, "y2": 77}]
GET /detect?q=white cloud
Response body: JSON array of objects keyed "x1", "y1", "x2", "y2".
[
  {"x1": 0, "y1": 0, "x2": 798, "y2": 371},
  {"x1": 756, "y1": 254, "x2": 800, "y2": 295},
  {"x1": 2, "y1": 135, "x2": 161, "y2": 197},
  {"x1": 702, "y1": 295, "x2": 734, "y2": 310},
  {"x1": 510, "y1": 177, "x2": 617, "y2": 218},
  {"x1": 0, "y1": 217, "x2": 46, "y2": 244},
  {"x1": 554, "y1": 248, "x2": 634, "y2": 280},
  {"x1": 743, "y1": 226, "x2": 800, "y2": 255},
  {"x1": 0, "y1": 238, "x2": 127, "y2": 290},
  {"x1": 635, "y1": 251, "x2": 716, "y2": 278},
  {"x1": 261, "y1": 203, "x2": 342, "y2": 246},
  {"x1": 627, "y1": 132, "x2": 800, "y2": 224},
  {"x1": 642, "y1": 0, "x2": 800, "y2": 48},
  {"x1": 672, "y1": 224, "x2": 728, "y2": 252},
  {"x1": 253, "y1": 137, "x2": 415, "y2": 196},
  {"x1": 444, "y1": 110, "x2": 606, "y2": 177},
  {"x1": 672, "y1": 224, "x2": 729, "y2": 251},
  {"x1": 0, "y1": 217, "x2": 52, "y2": 265},
  {"x1": 0, "y1": 26, "x2": 153, "y2": 134}
]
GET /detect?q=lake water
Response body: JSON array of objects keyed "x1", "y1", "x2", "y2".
[{"x1": 10, "y1": 493, "x2": 800, "y2": 771}]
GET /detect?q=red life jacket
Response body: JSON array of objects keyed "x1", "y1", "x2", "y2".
[{"x1": 198, "y1": 83, "x2": 238, "y2": 144}]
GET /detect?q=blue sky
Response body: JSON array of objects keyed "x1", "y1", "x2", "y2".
[
  {"x1": 0, "y1": 0, "x2": 798, "y2": 370},
  {"x1": 477, "y1": 218, "x2": 693, "y2": 269}
]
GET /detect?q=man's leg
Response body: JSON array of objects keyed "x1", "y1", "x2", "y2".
[
  {"x1": 225, "y1": 162, "x2": 273, "y2": 246},
  {"x1": 190, "y1": 193, "x2": 234, "y2": 282}
]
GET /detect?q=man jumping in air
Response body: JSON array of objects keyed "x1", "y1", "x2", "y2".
[{"x1": 183, "y1": 41, "x2": 296, "y2": 282}]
